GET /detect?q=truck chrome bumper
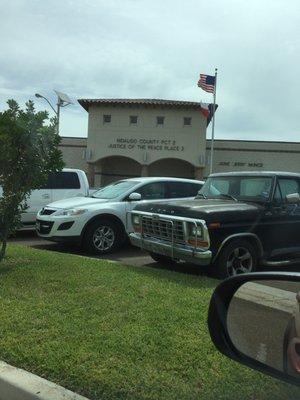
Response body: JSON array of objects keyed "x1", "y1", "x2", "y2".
[{"x1": 129, "y1": 233, "x2": 212, "y2": 266}]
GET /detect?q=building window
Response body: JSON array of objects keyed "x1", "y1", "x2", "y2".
[
  {"x1": 130, "y1": 115, "x2": 138, "y2": 125},
  {"x1": 156, "y1": 116, "x2": 164, "y2": 126},
  {"x1": 184, "y1": 117, "x2": 191, "y2": 126},
  {"x1": 103, "y1": 114, "x2": 111, "y2": 124}
]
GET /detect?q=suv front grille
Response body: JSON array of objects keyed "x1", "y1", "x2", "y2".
[
  {"x1": 36, "y1": 219, "x2": 54, "y2": 234},
  {"x1": 40, "y1": 208, "x2": 56, "y2": 216},
  {"x1": 141, "y1": 216, "x2": 185, "y2": 244}
]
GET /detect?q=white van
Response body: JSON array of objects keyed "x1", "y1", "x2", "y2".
[{"x1": 0, "y1": 168, "x2": 89, "y2": 230}]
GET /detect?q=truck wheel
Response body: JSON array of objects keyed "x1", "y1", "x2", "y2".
[
  {"x1": 213, "y1": 239, "x2": 257, "y2": 279},
  {"x1": 149, "y1": 252, "x2": 177, "y2": 265},
  {"x1": 83, "y1": 218, "x2": 125, "y2": 255}
]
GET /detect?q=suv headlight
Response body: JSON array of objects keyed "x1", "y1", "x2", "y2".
[{"x1": 54, "y1": 208, "x2": 88, "y2": 217}]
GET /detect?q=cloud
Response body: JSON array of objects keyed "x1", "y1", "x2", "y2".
[{"x1": 1, "y1": 0, "x2": 300, "y2": 140}]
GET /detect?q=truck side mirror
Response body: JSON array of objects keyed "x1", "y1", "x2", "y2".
[
  {"x1": 208, "y1": 272, "x2": 300, "y2": 388},
  {"x1": 286, "y1": 193, "x2": 300, "y2": 204},
  {"x1": 128, "y1": 192, "x2": 142, "y2": 201}
]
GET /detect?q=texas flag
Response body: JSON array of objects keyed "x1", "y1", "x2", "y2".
[
  {"x1": 200, "y1": 102, "x2": 210, "y2": 118},
  {"x1": 200, "y1": 103, "x2": 218, "y2": 126}
]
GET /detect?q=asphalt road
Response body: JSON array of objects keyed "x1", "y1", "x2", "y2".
[{"x1": 228, "y1": 296, "x2": 291, "y2": 373}]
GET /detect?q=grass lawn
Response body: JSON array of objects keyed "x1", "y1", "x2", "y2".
[{"x1": 0, "y1": 245, "x2": 299, "y2": 400}]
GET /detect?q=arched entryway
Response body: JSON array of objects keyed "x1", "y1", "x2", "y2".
[
  {"x1": 94, "y1": 156, "x2": 141, "y2": 187},
  {"x1": 148, "y1": 158, "x2": 196, "y2": 179}
]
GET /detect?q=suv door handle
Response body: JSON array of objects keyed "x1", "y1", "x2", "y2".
[{"x1": 42, "y1": 194, "x2": 50, "y2": 199}]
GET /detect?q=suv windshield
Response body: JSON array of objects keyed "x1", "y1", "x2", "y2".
[
  {"x1": 92, "y1": 180, "x2": 140, "y2": 199},
  {"x1": 199, "y1": 176, "x2": 273, "y2": 202}
]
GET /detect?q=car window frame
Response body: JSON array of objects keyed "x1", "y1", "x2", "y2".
[
  {"x1": 126, "y1": 181, "x2": 167, "y2": 201},
  {"x1": 165, "y1": 181, "x2": 203, "y2": 199}
]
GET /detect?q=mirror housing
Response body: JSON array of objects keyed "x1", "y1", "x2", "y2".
[
  {"x1": 286, "y1": 193, "x2": 300, "y2": 204},
  {"x1": 128, "y1": 192, "x2": 142, "y2": 201},
  {"x1": 208, "y1": 272, "x2": 300, "y2": 388}
]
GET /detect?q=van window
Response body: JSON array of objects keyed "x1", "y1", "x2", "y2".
[{"x1": 50, "y1": 172, "x2": 80, "y2": 189}]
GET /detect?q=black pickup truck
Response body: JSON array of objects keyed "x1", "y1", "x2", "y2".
[{"x1": 129, "y1": 172, "x2": 300, "y2": 278}]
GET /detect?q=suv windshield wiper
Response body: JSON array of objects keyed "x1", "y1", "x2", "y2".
[
  {"x1": 196, "y1": 193, "x2": 207, "y2": 199},
  {"x1": 218, "y1": 193, "x2": 238, "y2": 202}
]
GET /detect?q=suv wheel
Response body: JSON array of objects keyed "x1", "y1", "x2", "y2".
[
  {"x1": 213, "y1": 239, "x2": 257, "y2": 279},
  {"x1": 149, "y1": 252, "x2": 177, "y2": 265},
  {"x1": 83, "y1": 219, "x2": 124, "y2": 255}
]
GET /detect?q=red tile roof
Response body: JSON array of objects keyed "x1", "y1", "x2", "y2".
[
  {"x1": 77, "y1": 98, "x2": 218, "y2": 125},
  {"x1": 78, "y1": 98, "x2": 206, "y2": 111}
]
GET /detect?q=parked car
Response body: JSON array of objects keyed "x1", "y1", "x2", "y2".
[
  {"x1": 208, "y1": 272, "x2": 300, "y2": 387},
  {"x1": 129, "y1": 171, "x2": 300, "y2": 278},
  {"x1": 0, "y1": 168, "x2": 89, "y2": 230},
  {"x1": 36, "y1": 177, "x2": 204, "y2": 254}
]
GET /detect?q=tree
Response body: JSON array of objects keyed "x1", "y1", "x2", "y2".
[{"x1": 0, "y1": 99, "x2": 64, "y2": 261}]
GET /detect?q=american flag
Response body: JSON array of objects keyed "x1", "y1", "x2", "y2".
[{"x1": 197, "y1": 74, "x2": 215, "y2": 93}]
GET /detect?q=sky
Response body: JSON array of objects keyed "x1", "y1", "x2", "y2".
[{"x1": 1, "y1": 0, "x2": 300, "y2": 141}]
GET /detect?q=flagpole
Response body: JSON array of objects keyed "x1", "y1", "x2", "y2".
[{"x1": 209, "y1": 68, "x2": 218, "y2": 175}]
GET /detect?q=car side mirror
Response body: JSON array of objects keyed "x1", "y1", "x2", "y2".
[
  {"x1": 208, "y1": 272, "x2": 300, "y2": 387},
  {"x1": 286, "y1": 193, "x2": 300, "y2": 204},
  {"x1": 128, "y1": 192, "x2": 142, "y2": 201}
]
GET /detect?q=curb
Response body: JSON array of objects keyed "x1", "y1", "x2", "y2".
[
  {"x1": 0, "y1": 361, "x2": 89, "y2": 400},
  {"x1": 235, "y1": 282, "x2": 296, "y2": 313}
]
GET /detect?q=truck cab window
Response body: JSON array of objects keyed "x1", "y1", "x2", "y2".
[{"x1": 50, "y1": 172, "x2": 80, "y2": 189}]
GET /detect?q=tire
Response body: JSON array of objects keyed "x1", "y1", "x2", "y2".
[
  {"x1": 83, "y1": 218, "x2": 125, "y2": 255},
  {"x1": 149, "y1": 252, "x2": 177, "y2": 265},
  {"x1": 213, "y1": 239, "x2": 257, "y2": 279}
]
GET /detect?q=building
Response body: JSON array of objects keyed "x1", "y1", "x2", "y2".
[
  {"x1": 78, "y1": 98, "x2": 215, "y2": 187},
  {"x1": 58, "y1": 98, "x2": 300, "y2": 186}
]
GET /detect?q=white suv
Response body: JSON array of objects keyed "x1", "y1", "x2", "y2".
[{"x1": 36, "y1": 177, "x2": 204, "y2": 254}]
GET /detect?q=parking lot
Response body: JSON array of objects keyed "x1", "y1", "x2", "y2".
[
  {"x1": 9, "y1": 231, "x2": 209, "y2": 275},
  {"x1": 8, "y1": 231, "x2": 300, "y2": 276},
  {"x1": 8, "y1": 231, "x2": 153, "y2": 268}
]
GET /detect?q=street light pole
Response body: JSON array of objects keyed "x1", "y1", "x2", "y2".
[
  {"x1": 35, "y1": 90, "x2": 73, "y2": 135},
  {"x1": 56, "y1": 99, "x2": 61, "y2": 135}
]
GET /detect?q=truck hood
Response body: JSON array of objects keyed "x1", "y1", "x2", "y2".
[
  {"x1": 134, "y1": 198, "x2": 264, "y2": 224},
  {"x1": 45, "y1": 196, "x2": 110, "y2": 209}
]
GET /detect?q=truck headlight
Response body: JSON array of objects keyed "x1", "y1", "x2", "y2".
[
  {"x1": 132, "y1": 214, "x2": 141, "y2": 232},
  {"x1": 132, "y1": 215, "x2": 140, "y2": 225},
  {"x1": 54, "y1": 208, "x2": 88, "y2": 217},
  {"x1": 190, "y1": 224, "x2": 203, "y2": 238},
  {"x1": 187, "y1": 223, "x2": 209, "y2": 248}
]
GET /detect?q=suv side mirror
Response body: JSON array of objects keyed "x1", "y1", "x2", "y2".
[
  {"x1": 208, "y1": 272, "x2": 300, "y2": 388},
  {"x1": 128, "y1": 192, "x2": 142, "y2": 201},
  {"x1": 286, "y1": 193, "x2": 300, "y2": 204}
]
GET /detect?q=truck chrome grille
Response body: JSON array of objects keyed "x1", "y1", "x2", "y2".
[{"x1": 141, "y1": 216, "x2": 185, "y2": 244}]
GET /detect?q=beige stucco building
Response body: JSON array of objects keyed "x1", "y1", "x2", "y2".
[
  {"x1": 58, "y1": 98, "x2": 300, "y2": 186},
  {"x1": 78, "y1": 99, "x2": 210, "y2": 186}
]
